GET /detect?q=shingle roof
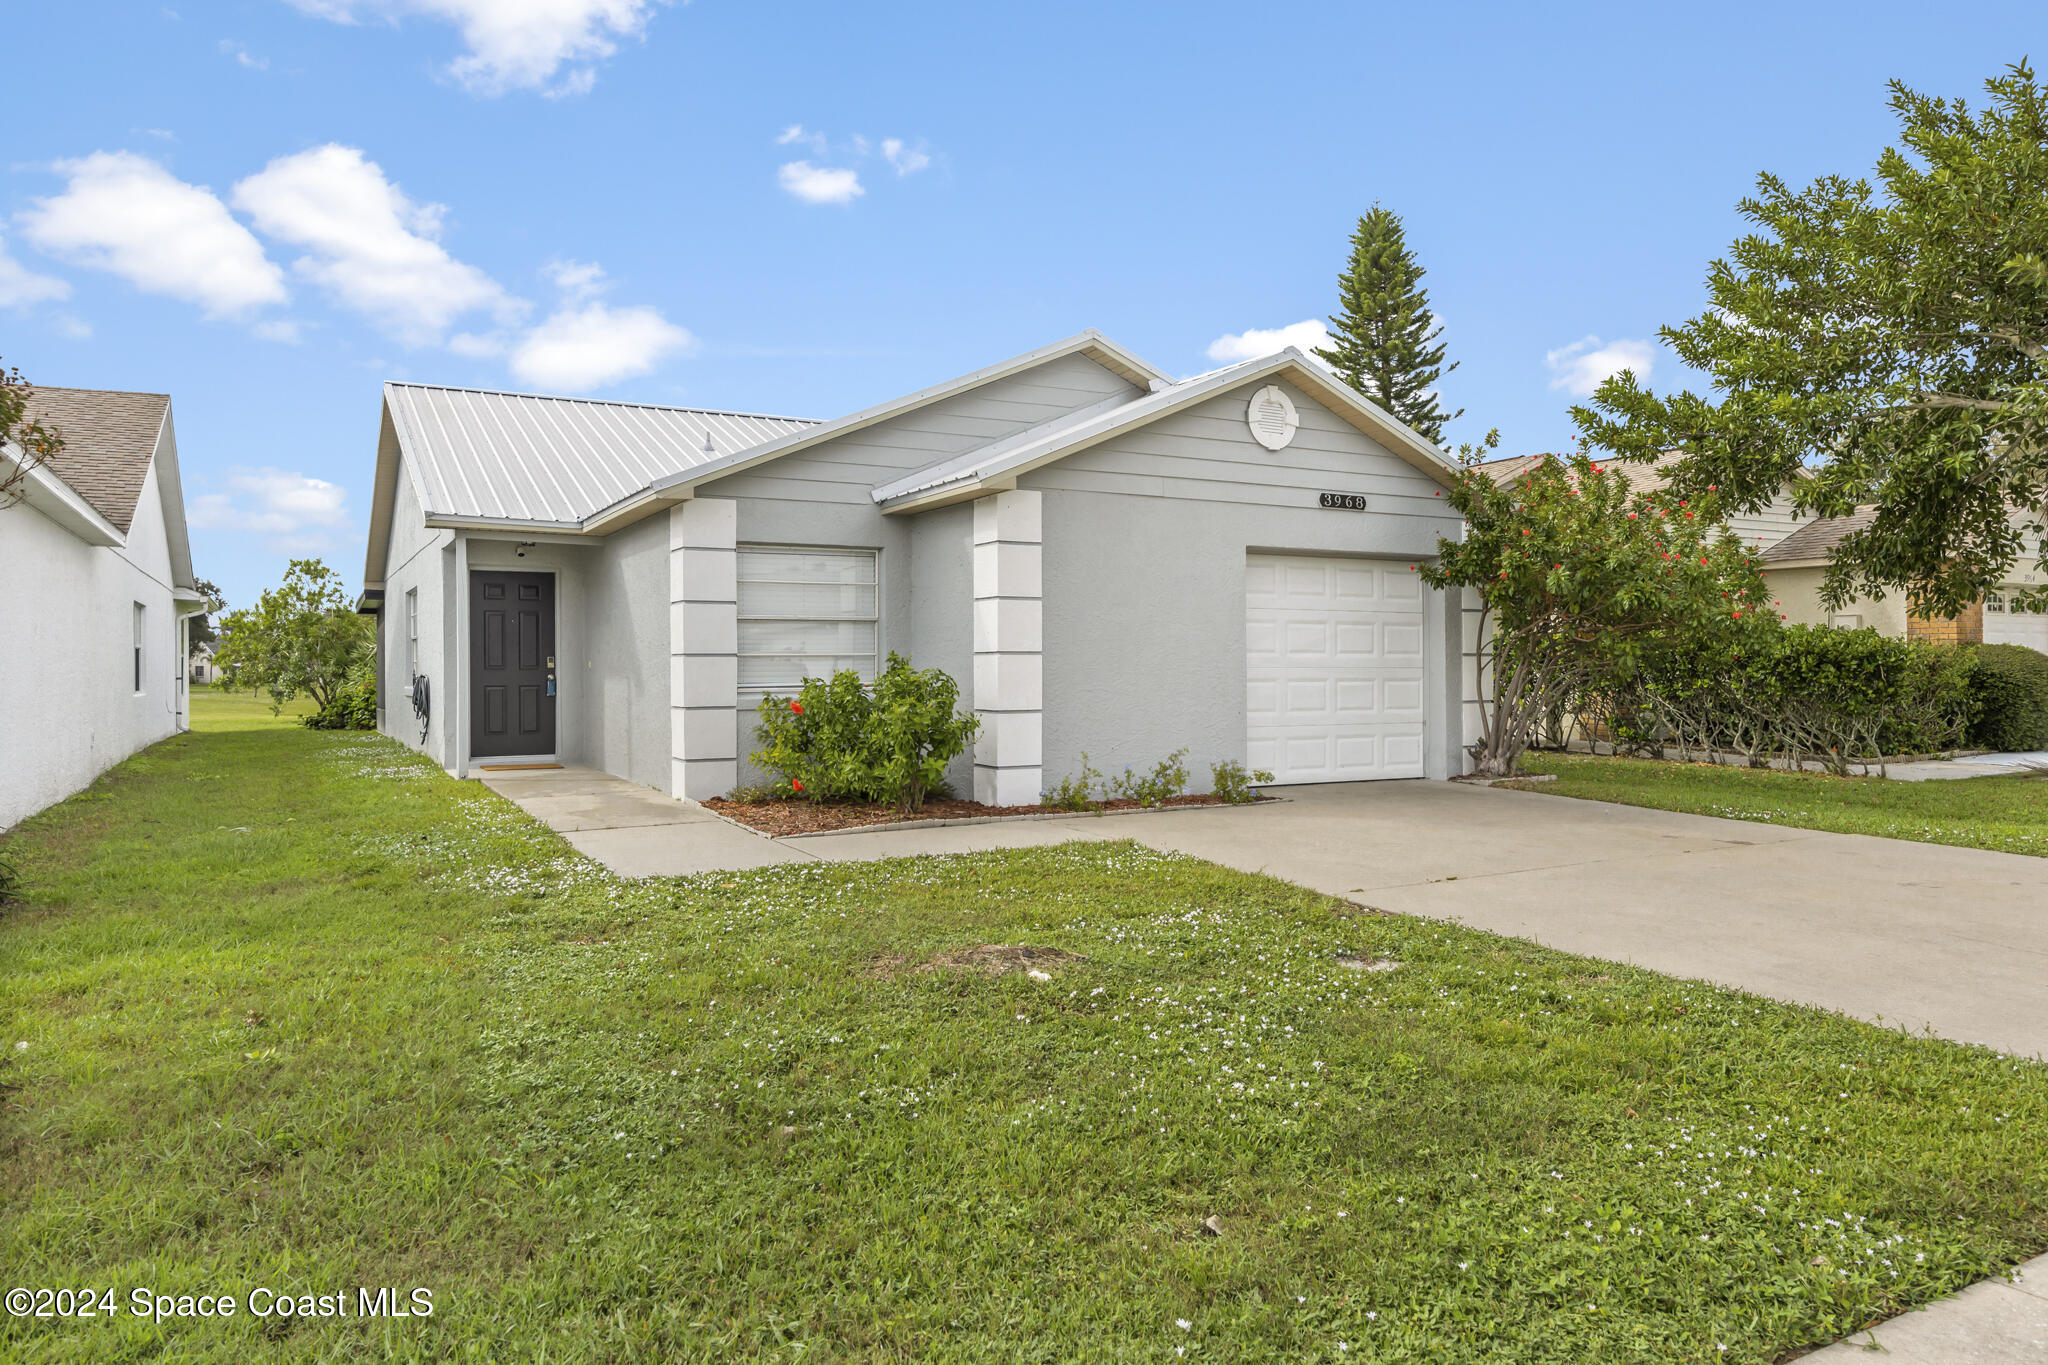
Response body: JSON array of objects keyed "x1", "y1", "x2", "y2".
[
  {"x1": 382, "y1": 382, "x2": 815, "y2": 525},
  {"x1": 1759, "y1": 507, "x2": 1879, "y2": 563},
  {"x1": 20, "y1": 386, "x2": 170, "y2": 534},
  {"x1": 1476, "y1": 450, "x2": 1680, "y2": 493}
]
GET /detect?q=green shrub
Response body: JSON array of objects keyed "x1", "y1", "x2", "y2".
[
  {"x1": 1209, "y1": 760, "x2": 1274, "y2": 805},
  {"x1": 1597, "y1": 623, "x2": 1975, "y2": 772},
  {"x1": 1110, "y1": 749, "x2": 1189, "y2": 806},
  {"x1": 0, "y1": 842, "x2": 21, "y2": 906},
  {"x1": 752, "y1": 653, "x2": 979, "y2": 812},
  {"x1": 1042, "y1": 755, "x2": 1104, "y2": 812},
  {"x1": 1967, "y1": 643, "x2": 2048, "y2": 751},
  {"x1": 303, "y1": 677, "x2": 377, "y2": 730}
]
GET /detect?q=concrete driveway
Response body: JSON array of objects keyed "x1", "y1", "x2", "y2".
[{"x1": 788, "y1": 781, "x2": 2048, "y2": 1060}]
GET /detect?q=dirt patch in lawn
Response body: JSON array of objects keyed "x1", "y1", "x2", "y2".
[
  {"x1": 868, "y1": 944, "x2": 1084, "y2": 979},
  {"x1": 703, "y1": 792, "x2": 1238, "y2": 836}
]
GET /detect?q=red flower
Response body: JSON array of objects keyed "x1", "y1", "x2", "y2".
[
  {"x1": 1699, "y1": 557, "x2": 1709, "y2": 566},
  {"x1": 1627, "y1": 512, "x2": 1637, "y2": 520},
  {"x1": 790, "y1": 701, "x2": 804, "y2": 715},
  {"x1": 792, "y1": 779, "x2": 805, "y2": 792},
  {"x1": 1708, "y1": 484, "x2": 1718, "y2": 491}
]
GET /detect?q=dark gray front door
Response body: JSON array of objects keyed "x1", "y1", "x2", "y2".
[{"x1": 470, "y1": 571, "x2": 556, "y2": 758}]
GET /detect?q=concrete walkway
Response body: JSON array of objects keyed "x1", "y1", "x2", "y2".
[
  {"x1": 474, "y1": 766, "x2": 811, "y2": 875},
  {"x1": 475, "y1": 766, "x2": 2048, "y2": 1359}
]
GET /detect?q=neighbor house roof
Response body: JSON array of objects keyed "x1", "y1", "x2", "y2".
[
  {"x1": 382, "y1": 382, "x2": 816, "y2": 528},
  {"x1": 1476, "y1": 450, "x2": 1682, "y2": 494},
  {"x1": 21, "y1": 386, "x2": 171, "y2": 534},
  {"x1": 870, "y1": 347, "x2": 1459, "y2": 511},
  {"x1": 1758, "y1": 507, "x2": 1879, "y2": 566}
]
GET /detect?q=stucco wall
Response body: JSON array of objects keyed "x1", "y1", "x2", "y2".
[
  {"x1": 908, "y1": 500, "x2": 976, "y2": 797},
  {"x1": 1022, "y1": 378, "x2": 1466, "y2": 788},
  {"x1": 578, "y1": 514, "x2": 670, "y2": 789},
  {"x1": 375, "y1": 455, "x2": 456, "y2": 765},
  {"x1": 0, "y1": 463, "x2": 187, "y2": 829}
]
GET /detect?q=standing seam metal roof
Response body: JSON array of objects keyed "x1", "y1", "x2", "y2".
[{"x1": 383, "y1": 382, "x2": 815, "y2": 524}]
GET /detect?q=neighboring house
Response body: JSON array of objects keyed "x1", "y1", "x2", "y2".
[
  {"x1": 1758, "y1": 508, "x2": 2048, "y2": 648},
  {"x1": 1479, "y1": 451, "x2": 2048, "y2": 649},
  {"x1": 189, "y1": 640, "x2": 219, "y2": 684},
  {"x1": 358, "y1": 331, "x2": 1471, "y2": 802},
  {"x1": 0, "y1": 387, "x2": 206, "y2": 830}
]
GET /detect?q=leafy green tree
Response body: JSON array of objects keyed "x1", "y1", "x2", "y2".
[
  {"x1": 214, "y1": 559, "x2": 373, "y2": 713},
  {"x1": 188, "y1": 577, "x2": 225, "y2": 655},
  {"x1": 0, "y1": 358, "x2": 64, "y2": 510},
  {"x1": 1574, "y1": 61, "x2": 2048, "y2": 617},
  {"x1": 1313, "y1": 205, "x2": 1462, "y2": 443},
  {"x1": 1417, "y1": 441, "x2": 1770, "y2": 777}
]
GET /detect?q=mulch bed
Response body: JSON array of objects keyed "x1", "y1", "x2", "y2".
[{"x1": 702, "y1": 792, "x2": 1238, "y2": 837}]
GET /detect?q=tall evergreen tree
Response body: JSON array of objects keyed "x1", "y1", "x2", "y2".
[{"x1": 1314, "y1": 206, "x2": 1461, "y2": 444}]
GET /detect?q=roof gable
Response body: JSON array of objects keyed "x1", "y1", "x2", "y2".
[
  {"x1": 21, "y1": 386, "x2": 170, "y2": 534},
  {"x1": 870, "y1": 348, "x2": 1457, "y2": 510}
]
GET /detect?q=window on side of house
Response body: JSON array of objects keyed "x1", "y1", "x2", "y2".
[
  {"x1": 736, "y1": 546, "x2": 879, "y2": 697},
  {"x1": 132, "y1": 602, "x2": 146, "y2": 693},
  {"x1": 1987, "y1": 591, "x2": 2006, "y2": 613},
  {"x1": 406, "y1": 588, "x2": 420, "y2": 680}
]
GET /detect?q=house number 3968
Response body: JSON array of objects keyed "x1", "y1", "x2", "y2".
[{"x1": 1319, "y1": 492, "x2": 1368, "y2": 510}]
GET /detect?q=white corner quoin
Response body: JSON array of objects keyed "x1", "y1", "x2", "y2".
[
  {"x1": 971, "y1": 489, "x2": 1044, "y2": 806},
  {"x1": 670, "y1": 497, "x2": 740, "y2": 800}
]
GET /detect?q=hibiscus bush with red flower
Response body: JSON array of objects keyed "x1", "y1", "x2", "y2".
[{"x1": 749, "y1": 653, "x2": 979, "y2": 812}]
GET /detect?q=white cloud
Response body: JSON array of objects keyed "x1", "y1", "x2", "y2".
[
  {"x1": 0, "y1": 232, "x2": 70, "y2": 310},
  {"x1": 287, "y1": 0, "x2": 665, "y2": 97},
  {"x1": 880, "y1": 138, "x2": 931, "y2": 176},
  {"x1": 775, "y1": 124, "x2": 827, "y2": 154},
  {"x1": 1546, "y1": 335, "x2": 1654, "y2": 397},
  {"x1": 541, "y1": 258, "x2": 607, "y2": 302},
  {"x1": 1205, "y1": 319, "x2": 1333, "y2": 366},
  {"x1": 778, "y1": 161, "x2": 863, "y2": 205},
  {"x1": 252, "y1": 319, "x2": 303, "y2": 343},
  {"x1": 219, "y1": 39, "x2": 270, "y2": 69},
  {"x1": 509, "y1": 301, "x2": 693, "y2": 390},
  {"x1": 232, "y1": 144, "x2": 519, "y2": 345},
  {"x1": 188, "y1": 467, "x2": 352, "y2": 550},
  {"x1": 17, "y1": 152, "x2": 287, "y2": 319},
  {"x1": 52, "y1": 315, "x2": 93, "y2": 340}
]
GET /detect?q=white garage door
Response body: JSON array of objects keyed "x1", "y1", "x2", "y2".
[
  {"x1": 1246, "y1": 554, "x2": 1428, "y2": 784},
  {"x1": 1987, "y1": 591, "x2": 2048, "y2": 652}
]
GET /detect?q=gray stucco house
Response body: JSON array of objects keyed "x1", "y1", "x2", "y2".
[{"x1": 358, "y1": 331, "x2": 1471, "y2": 803}]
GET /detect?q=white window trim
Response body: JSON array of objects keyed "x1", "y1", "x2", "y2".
[
  {"x1": 133, "y1": 602, "x2": 146, "y2": 695},
  {"x1": 736, "y1": 544, "x2": 880, "y2": 697}
]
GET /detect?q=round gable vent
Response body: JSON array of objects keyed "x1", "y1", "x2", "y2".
[{"x1": 1247, "y1": 384, "x2": 1298, "y2": 451}]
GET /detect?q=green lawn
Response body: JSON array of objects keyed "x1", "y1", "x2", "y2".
[
  {"x1": 1513, "y1": 753, "x2": 2048, "y2": 858},
  {"x1": 3, "y1": 698, "x2": 2047, "y2": 1362}
]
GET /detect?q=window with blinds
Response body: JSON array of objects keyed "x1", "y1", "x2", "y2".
[{"x1": 736, "y1": 546, "x2": 879, "y2": 694}]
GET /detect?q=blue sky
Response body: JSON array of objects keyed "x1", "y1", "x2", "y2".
[{"x1": 4, "y1": 2, "x2": 2037, "y2": 607}]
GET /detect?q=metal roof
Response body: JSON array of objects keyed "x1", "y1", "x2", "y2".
[
  {"x1": 383, "y1": 382, "x2": 815, "y2": 525},
  {"x1": 869, "y1": 347, "x2": 1458, "y2": 510}
]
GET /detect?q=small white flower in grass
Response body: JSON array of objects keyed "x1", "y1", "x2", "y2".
[
  {"x1": 1176, "y1": 1319, "x2": 1191, "y2": 1331},
  {"x1": 13, "y1": 1041, "x2": 25, "y2": 1051}
]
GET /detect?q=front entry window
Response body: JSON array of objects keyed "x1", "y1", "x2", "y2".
[{"x1": 736, "y1": 546, "x2": 878, "y2": 697}]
